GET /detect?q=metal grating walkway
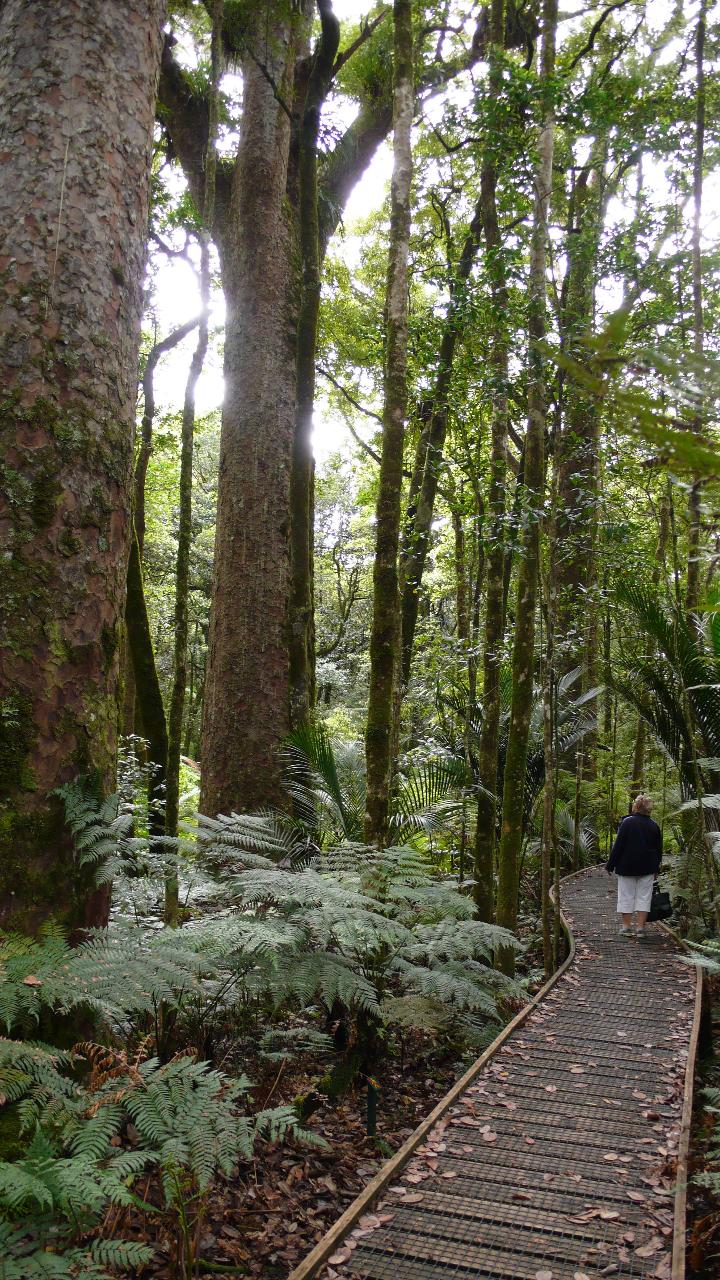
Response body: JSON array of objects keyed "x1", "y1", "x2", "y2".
[{"x1": 290, "y1": 867, "x2": 702, "y2": 1280}]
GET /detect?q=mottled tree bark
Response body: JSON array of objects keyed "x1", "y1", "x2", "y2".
[
  {"x1": 495, "y1": 0, "x2": 557, "y2": 973},
  {"x1": 473, "y1": 0, "x2": 510, "y2": 924},
  {"x1": 686, "y1": 0, "x2": 706, "y2": 614},
  {"x1": 201, "y1": 10, "x2": 308, "y2": 816},
  {"x1": 364, "y1": 0, "x2": 414, "y2": 846},
  {"x1": 0, "y1": 0, "x2": 165, "y2": 932}
]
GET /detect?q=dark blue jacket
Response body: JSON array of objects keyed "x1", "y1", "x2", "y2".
[{"x1": 606, "y1": 813, "x2": 662, "y2": 878}]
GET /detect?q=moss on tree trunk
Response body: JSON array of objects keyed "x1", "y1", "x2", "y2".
[
  {"x1": 0, "y1": 0, "x2": 165, "y2": 933},
  {"x1": 472, "y1": 0, "x2": 510, "y2": 924}
]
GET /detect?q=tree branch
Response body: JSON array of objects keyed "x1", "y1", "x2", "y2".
[
  {"x1": 567, "y1": 0, "x2": 633, "y2": 70},
  {"x1": 157, "y1": 33, "x2": 231, "y2": 236},
  {"x1": 333, "y1": 7, "x2": 391, "y2": 75},
  {"x1": 318, "y1": 6, "x2": 494, "y2": 260},
  {"x1": 318, "y1": 364, "x2": 383, "y2": 424}
]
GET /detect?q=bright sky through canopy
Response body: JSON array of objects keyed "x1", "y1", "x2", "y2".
[{"x1": 149, "y1": 0, "x2": 719, "y2": 467}]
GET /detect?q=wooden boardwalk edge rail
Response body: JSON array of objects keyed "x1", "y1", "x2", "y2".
[
  {"x1": 287, "y1": 878, "x2": 579, "y2": 1280},
  {"x1": 287, "y1": 866, "x2": 703, "y2": 1280},
  {"x1": 666, "y1": 918, "x2": 703, "y2": 1280}
]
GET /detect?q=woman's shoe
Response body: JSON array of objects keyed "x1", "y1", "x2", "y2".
[
  {"x1": 619, "y1": 927, "x2": 634, "y2": 937},
  {"x1": 636, "y1": 929, "x2": 647, "y2": 940}
]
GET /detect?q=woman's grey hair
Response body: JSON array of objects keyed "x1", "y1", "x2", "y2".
[{"x1": 632, "y1": 794, "x2": 653, "y2": 815}]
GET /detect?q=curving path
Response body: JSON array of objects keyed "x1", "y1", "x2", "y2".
[{"x1": 290, "y1": 867, "x2": 701, "y2": 1280}]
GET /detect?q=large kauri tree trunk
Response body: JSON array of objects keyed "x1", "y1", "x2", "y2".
[
  {"x1": 0, "y1": 0, "x2": 165, "y2": 933},
  {"x1": 201, "y1": 13, "x2": 306, "y2": 817},
  {"x1": 160, "y1": 4, "x2": 497, "y2": 817}
]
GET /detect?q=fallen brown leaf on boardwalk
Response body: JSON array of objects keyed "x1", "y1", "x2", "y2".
[{"x1": 635, "y1": 1235, "x2": 664, "y2": 1257}]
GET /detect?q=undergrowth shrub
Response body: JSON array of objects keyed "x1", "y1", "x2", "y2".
[
  {"x1": 0, "y1": 779, "x2": 521, "y2": 1275},
  {"x1": 0, "y1": 1038, "x2": 316, "y2": 1279}
]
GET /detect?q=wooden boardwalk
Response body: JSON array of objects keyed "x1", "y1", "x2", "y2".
[{"x1": 290, "y1": 867, "x2": 702, "y2": 1280}]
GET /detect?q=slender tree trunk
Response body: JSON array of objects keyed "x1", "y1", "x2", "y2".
[
  {"x1": 628, "y1": 493, "x2": 670, "y2": 804},
  {"x1": 541, "y1": 462, "x2": 558, "y2": 976},
  {"x1": 0, "y1": 0, "x2": 165, "y2": 933},
  {"x1": 201, "y1": 11, "x2": 306, "y2": 816},
  {"x1": 472, "y1": 0, "x2": 511, "y2": 925},
  {"x1": 126, "y1": 533, "x2": 169, "y2": 839},
  {"x1": 452, "y1": 504, "x2": 469, "y2": 645},
  {"x1": 495, "y1": 0, "x2": 557, "y2": 973},
  {"x1": 165, "y1": 1, "x2": 221, "y2": 917},
  {"x1": 629, "y1": 717, "x2": 646, "y2": 803},
  {"x1": 165, "y1": 243, "x2": 210, "y2": 914},
  {"x1": 123, "y1": 315, "x2": 200, "y2": 741},
  {"x1": 554, "y1": 139, "x2": 607, "y2": 678},
  {"x1": 364, "y1": 0, "x2": 414, "y2": 846},
  {"x1": 399, "y1": 204, "x2": 484, "y2": 686},
  {"x1": 290, "y1": 0, "x2": 341, "y2": 727},
  {"x1": 686, "y1": 0, "x2": 706, "y2": 614}
]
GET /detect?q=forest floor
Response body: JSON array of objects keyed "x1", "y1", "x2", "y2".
[
  {"x1": 114, "y1": 1035, "x2": 468, "y2": 1279},
  {"x1": 90, "y1": 921, "x2": 719, "y2": 1279}
]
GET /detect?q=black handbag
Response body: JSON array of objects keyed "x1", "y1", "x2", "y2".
[{"x1": 647, "y1": 886, "x2": 673, "y2": 922}]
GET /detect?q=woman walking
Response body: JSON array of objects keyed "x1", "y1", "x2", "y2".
[{"x1": 606, "y1": 794, "x2": 662, "y2": 939}]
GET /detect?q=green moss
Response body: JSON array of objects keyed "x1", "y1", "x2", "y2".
[
  {"x1": 101, "y1": 622, "x2": 119, "y2": 671},
  {"x1": 45, "y1": 620, "x2": 68, "y2": 663},
  {"x1": 31, "y1": 469, "x2": 61, "y2": 528},
  {"x1": 0, "y1": 803, "x2": 71, "y2": 935},
  {"x1": 58, "y1": 526, "x2": 81, "y2": 557},
  {"x1": 0, "y1": 693, "x2": 35, "y2": 791},
  {"x1": 0, "y1": 465, "x2": 33, "y2": 510}
]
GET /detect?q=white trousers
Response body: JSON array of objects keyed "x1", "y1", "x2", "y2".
[{"x1": 617, "y1": 873, "x2": 655, "y2": 915}]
